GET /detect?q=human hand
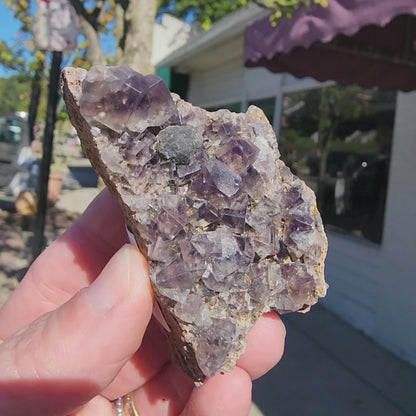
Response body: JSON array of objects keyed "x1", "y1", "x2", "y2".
[{"x1": 0, "y1": 189, "x2": 286, "y2": 416}]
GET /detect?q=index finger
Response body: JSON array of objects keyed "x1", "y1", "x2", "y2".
[{"x1": 0, "y1": 189, "x2": 128, "y2": 339}]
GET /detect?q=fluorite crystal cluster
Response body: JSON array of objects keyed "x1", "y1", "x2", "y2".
[{"x1": 61, "y1": 66, "x2": 328, "y2": 383}]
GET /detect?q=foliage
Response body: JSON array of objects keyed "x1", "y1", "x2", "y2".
[
  {"x1": 158, "y1": 0, "x2": 329, "y2": 30},
  {"x1": 1, "y1": 0, "x2": 45, "y2": 74},
  {"x1": 284, "y1": 85, "x2": 367, "y2": 136},
  {"x1": 0, "y1": 73, "x2": 32, "y2": 113},
  {"x1": 0, "y1": 41, "x2": 24, "y2": 70},
  {"x1": 256, "y1": 0, "x2": 329, "y2": 24},
  {"x1": 281, "y1": 84, "x2": 370, "y2": 208},
  {"x1": 4, "y1": 0, "x2": 33, "y2": 32},
  {"x1": 158, "y1": 0, "x2": 249, "y2": 30},
  {"x1": 0, "y1": 0, "x2": 34, "y2": 72}
]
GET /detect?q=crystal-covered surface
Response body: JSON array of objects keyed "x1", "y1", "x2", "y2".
[{"x1": 62, "y1": 66, "x2": 328, "y2": 384}]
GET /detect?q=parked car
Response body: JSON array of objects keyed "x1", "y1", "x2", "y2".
[{"x1": 0, "y1": 113, "x2": 30, "y2": 188}]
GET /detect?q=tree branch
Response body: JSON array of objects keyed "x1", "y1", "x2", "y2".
[
  {"x1": 79, "y1": 17, "x2": 107, "y2": 66},
  {"x1": 113, "y1": 2, "x2": 127, "y2": 64},
  {"x1": 92, "y1": 0, "x2": 107, "y2": 22},
  {"x1": 252, "y1": 0, "x2": 269, "y2": 9},
  {"x1": 68, "y1": 0, "x2": 100, "y2": 31},
  {"x1": 119, "y1": 0, "x2": 158, "y2": 73}
]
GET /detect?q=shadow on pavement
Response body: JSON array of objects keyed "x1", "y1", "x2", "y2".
[{"x1": 253, "y1": 305, "x2": 416, "y2": 416}]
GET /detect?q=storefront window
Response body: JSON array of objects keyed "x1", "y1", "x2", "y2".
[{"x1": 279, "y1": 86, "x2": 396, "y2": 244}]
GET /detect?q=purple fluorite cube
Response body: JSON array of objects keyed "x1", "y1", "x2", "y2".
[{"x1": 80, "y1": 65, "x2": 178, "y2": 134}]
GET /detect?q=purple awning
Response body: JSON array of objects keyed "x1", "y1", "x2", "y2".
[{"x1": 244, "y1": 0, "x2": 416, "y2": 91}]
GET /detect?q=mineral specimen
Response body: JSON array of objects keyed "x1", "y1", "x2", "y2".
[{"x1": 61, "y1": 66, "x2": 328, "y2": 383}]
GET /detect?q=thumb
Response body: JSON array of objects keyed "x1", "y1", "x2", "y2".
[{"x1": 0, "y1": 244, "x2": 153, "y2": 416}]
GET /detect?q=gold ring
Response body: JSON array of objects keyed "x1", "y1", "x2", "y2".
[{"x1": 114, "y1": 393, "x2": 140, "y2": 416}]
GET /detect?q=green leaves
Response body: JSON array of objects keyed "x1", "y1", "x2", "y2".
[
  {"x1": 0, "y1": 40, "x2": 26, "y2": 71},
  {"x1": 0, "y1": 72, "x2": 32, "y2": 112},
  {"x1": 0, "y1": 41, "x2": 17, "y2": 69},
  {"x1": 160, "y1": 0, "x2": 330, "y2": 29},
  {"x1": 158, "y1": 0, "x2": 250, "y2": 30},
  {"x1": 4, "y1": 0, "x2": 33, "y2": 33},
  {"x1": 255, "y1": 0, "x2": 329, "y2": 25}
]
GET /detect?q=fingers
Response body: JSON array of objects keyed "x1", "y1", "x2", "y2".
[
  {"x1": 180, "y1": 368, "x2": 252, "y2": 416},
  {"x1": 102, "y1": 317, "x2": 171, "y2": 400},
  {"x1": 104, "y1": 312, "x2": 285, "y2": 402},
  {"x1": 130, "y1": 362, "x2": 195, "y2": 416},
  {"x1": 107, "y1": 312, "x2": 285, "y2": 413},
  {"x1": 0, "y1": 189, "x2": 128, "y2": 339},
  {"x1": 70, "y1": 396, "x2": 114, "y2": 416},
  {"x1": 237, "y1": 312, "x2": 286, "y2": 380},
  {"x1": 0, "y1": 244, "x2": 153, "y2": 416},
  {"x1": 125, "y1": 366, "x2": 252, "y2": 416}
]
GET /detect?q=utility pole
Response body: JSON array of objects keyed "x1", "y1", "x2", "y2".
[{"x1": 32, "y1": 51, "x2": 63, "y2": 260}]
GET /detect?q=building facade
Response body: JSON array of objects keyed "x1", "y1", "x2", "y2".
[{"x1": 158, "y1": 4, "x2": 416, "y2": 367}]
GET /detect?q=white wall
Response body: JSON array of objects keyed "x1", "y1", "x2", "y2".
[
  {"x1": 152, "y1": 15, "x2": 190, "y2": 66},
  {"x1": 323, "y1": 232, "x2": 379, "y2": 335},
  {"x1": 243, "y1": 67, "x2": 284, "y2": 102},
  {"x1": 188, "y1": 59, "x2": 245, "y2": 108}
]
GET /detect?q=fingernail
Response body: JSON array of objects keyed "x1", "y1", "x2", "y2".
[{"x1": 86, "y1": 244, "x2": 132, "y2": 311}]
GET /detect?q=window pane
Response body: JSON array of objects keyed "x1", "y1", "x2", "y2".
[{"x1": 280, "y1": 86, "x2": 396, "y2": 244}]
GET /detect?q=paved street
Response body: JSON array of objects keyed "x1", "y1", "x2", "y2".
[{"x1": 253, "y1": 305, "x2": 416, "y2": 416}]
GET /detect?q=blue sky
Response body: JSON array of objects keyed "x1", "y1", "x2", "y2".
[
  {"x1": 0, "y1": 3, "x2": 28, "y2": 77},
  {"x1": 0, "y1": 3, "x2": 21, "y2": 44}
]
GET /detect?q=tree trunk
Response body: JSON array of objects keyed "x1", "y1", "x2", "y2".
[
  {"x1": 316, "y1": 88, "x2": 338, "y2": 211},
  {"x1": 28, "y1": 64, "x2": 44, "y2": 142},
  {"x1": 118, "y1": 0, "x2": 158, "y2": 74},
  {"x1": 32, "y1": 51, "x2": 63, "y2": 260},
  {"x1": 114, "y1": 1, "x2": 128, "y2": 63},
  {"x1": 80, "y1": 17, "x2": 107, "y2": 66},
  {"x1": 316, "y1": 131, "x2": 329, "y2": 211}
]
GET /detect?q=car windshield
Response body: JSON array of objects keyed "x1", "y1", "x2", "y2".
[{"x1": 0, "y1": 116, "x2": 24, "y2": 144}]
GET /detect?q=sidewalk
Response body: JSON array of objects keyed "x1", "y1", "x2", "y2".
[
  {"x1": 55, "y1": 159, "x2": 100, "y2": 214},
  {"x1": 55, "y1": 187, "x2": 99, "y2": 214},
  {"x1": 51, "y1": 185, "x2": 416, "y2": 416},
  {"x1": 253, "y1": 305, "x2": 416, "y2": 416}
]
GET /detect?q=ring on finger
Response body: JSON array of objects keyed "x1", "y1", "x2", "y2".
[{"x1": 114, "y1": 393, "x2": 140, "y2": 416}]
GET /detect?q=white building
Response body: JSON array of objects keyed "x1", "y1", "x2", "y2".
[
  {"x1": 152, "y1": 14, "x2": 191, "y2": 67},
  {"x1": 157, "y1": 4, "x2": 416, "y2": 367}
]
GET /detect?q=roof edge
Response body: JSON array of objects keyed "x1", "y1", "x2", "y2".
[{"x1": 157, "y1": 3, "x2": 267, "y2": 69}]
